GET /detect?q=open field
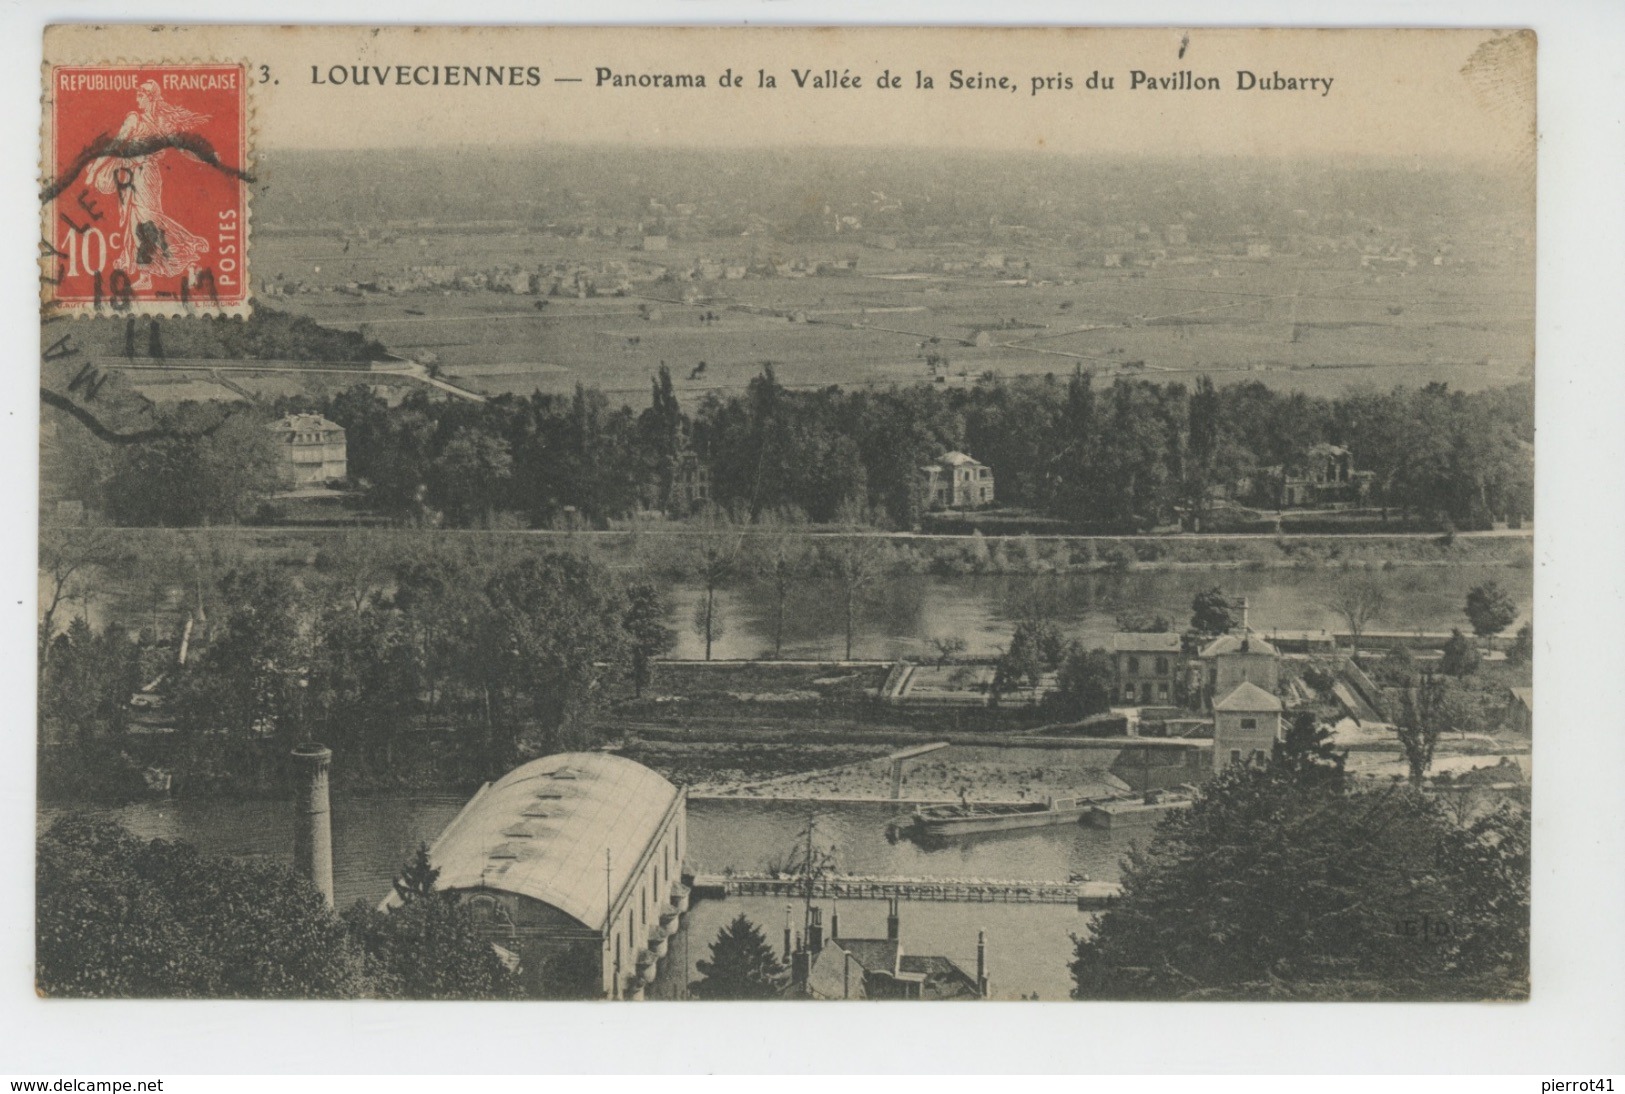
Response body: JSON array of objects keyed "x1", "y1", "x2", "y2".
[{"x1": 257, "y1": 230, "x2": 1533, "y2": 405}]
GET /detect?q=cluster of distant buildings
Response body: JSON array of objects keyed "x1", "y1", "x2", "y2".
[{"x1": 1109, "y1": 624, "x2": 1286, "y2": 772}]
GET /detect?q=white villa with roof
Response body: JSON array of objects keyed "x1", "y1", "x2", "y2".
[
  {"x1": 266, "y1": 412, "x2": 347, "y2": 486},
  {"x1": 918, "y1": 451, "x2": 994, "y2": 510}
]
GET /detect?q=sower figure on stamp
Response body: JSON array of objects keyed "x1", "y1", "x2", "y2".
[{"x1": 85, "y1": 80, "x2": 211, "y2": 291}]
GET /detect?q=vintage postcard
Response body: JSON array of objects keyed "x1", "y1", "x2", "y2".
[{"x1": 36, "y1": 25, "x2": 1534, "y2": 1004}]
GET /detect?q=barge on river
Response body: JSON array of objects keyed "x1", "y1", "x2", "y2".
[
  {"x1": 1087, "y1": 787, "x2": 1196, "y2": 830},
  {"x1": 910, "y1": 795, "x2": 1096, "y2": 837},
  {"x1": 912, "y1": 787, "x2": 1198, "y2": 838}
]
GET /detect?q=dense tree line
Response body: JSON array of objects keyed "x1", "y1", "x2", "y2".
[
  {"x1": 68, "y1": 310, "x2": 390, "y2": 365},
  {"x1": 1070, "y1": 724, "x2": 1529, "y2": 1000},
  {"x1": 37, "y1": 816, "x2": 520, "y2": 999},
  {"x1": 37, "y1": 535, "x2": 678, "y2": 798},
  {"x1": 291, "y1": 368, "x2": 1532, "y2": 532},
  {"x1": 53, "y1": 357, "x2": 1532, "y2": 532},
  {"x1": 53, "y1": 402, "x2": 289, "y2": 527}
]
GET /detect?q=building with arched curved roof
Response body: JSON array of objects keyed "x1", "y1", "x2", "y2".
[{"x1": 409, "y1": 752, "x2": 689, "y2": 999}]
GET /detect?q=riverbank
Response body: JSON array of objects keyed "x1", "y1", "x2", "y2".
[
  {"x1": 685, "y1": 749, "x2": 1130, "y2": 802},
  {"x1": 74, "y1": 524, "x2": 1534, "y2": 593}
]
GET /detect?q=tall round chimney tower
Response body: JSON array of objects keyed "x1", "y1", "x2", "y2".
[{"x1": 291, "y1": 743, "x2": 334, "y2": 907}]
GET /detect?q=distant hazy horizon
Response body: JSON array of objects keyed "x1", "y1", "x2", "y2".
[{"x1": 253, "y1": 143, "x2": 1532, "y2": 242}]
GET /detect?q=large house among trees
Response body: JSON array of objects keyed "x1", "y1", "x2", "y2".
[
  {"x1": 267, "y1": 412, "x2": 348, "y2": 487},
  {"x1": 1272, "y1": 443, "x2": 1375, "y2": 508},
  {"x1": 918, "y1": 451, "x2": 995, "y2": 510}
]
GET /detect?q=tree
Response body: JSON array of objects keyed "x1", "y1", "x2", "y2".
[
  {"x1": 750, "y1": 509, "x2": 813, "y2": 659},
  {"x1": 1396, "y1": 674, "x2": 1447, "y2": 785},
  {"x1": 1114, "y1": 610, "x2": 1172, "y2": 634},
  {"x1": 1190, "y1": 587, "x2": 1239, "y2": 635},
  {"x1": 640, "y1": 363, "x2": 686, "y2": 509},
  {"x1": 1464, "y1": 581, "x2": 1518, "y2": 639},
  {"x1": 315, "y1": 529, "x2": 400, "y2": 614},
  {"x1": 993, "y1": 619, "x2": 1065, "y2": 705},
  {"x1": 823, "y1": 506, "x2": 888, "y2": 661},
  {"x1": 393, "y1": 842, "x2": 442, "y2": 903},
  {"x1": 1324, "y1": 575, "x2": 1388, "y2": 658},
  {"x1": 37, "y1": 525, "x2": 119, "y2": 673},
  {"x1": 691, "y1": 594, "x2": 727, "y2": 662},
  {"x1": 308, "y1": 602, "x2": 418, "y2": 771},
  {"x1": 38, "y1": 619, "x2": 147, "y2": 798},
  {"x1": 480, "y1": 552, "x2": 631, "y2": 765},
  {"x1": 1183, "y1": 375, "x2": 1221, "y2": 530},
  {"x1": 1274, "y1": 709, "x2": 1346, "y2": 785},
  {"x1": 688, "y1": 505, "x2": 743, "y2": 662},
  {"x1": 1506, "y1": 622, "x2": 1533, "y2": 667},
  {"x1": 171, "y1": 565, "x2": 314, "y2": 757},
  {"x1": 1068, "y1": 764, "x2": 1528, "y2": 1000},
  {"x1": 1370, "y1": 644, "x2": 1418, "y2": 689},
  {"x1": 929, "y1": 635, "x2": 968, "y2": 666},
  {"x1": 691, "y1": 913, "x2": 786, "y2": 1000},
  {"x1": 342, "y1": 844, "x2": 522, "y2": 1000},
  {"x1": 429, "y1": 427, "x2": 513, "y2": 527},
  {"x1": 1049, "y1": 643, "x2": 1114, "y2": 721},
  {"x1": 101, "y1": 406, "x2": 286, "y2": 526},
  {"x1": 1093, "y1": 379, "x2": 1179, "y2": 531},
  {"x1": 1440, "y1": 628, "x2": 1482, "y2": 677},
  {"x1": 37, "y1": 815, "x2": 372, "y2": 998},
  {"x1": 623, "y1": 580, "x2": 676, "y2": 697}
]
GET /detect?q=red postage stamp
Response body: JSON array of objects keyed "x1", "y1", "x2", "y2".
[{"x1": 41, "y1": 64, "x2": 251, "y2": 315}]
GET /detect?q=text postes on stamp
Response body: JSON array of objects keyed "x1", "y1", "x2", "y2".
[{"x1": 42, "y1": 64, "x2": 250, "y2": 316}]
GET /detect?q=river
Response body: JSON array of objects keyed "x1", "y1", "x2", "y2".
[
  {"x1": 667, "y1": 563, "x2": 1531, "y2": 660},
  {"x1": 69, "y1": 558, "x2": 1526, "y2": 665},
  {"x1": 44, "y1": 794, "x2": 1147, "y2": 1000}
]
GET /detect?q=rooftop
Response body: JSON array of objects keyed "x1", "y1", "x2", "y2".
[
  {"x1": 803, "y1": 938, "x2": 980, "y2": 1000},
  {"x1": 1200, "y1": 633, "x2": 1280, "y2": 659},
  {"x1": 899, "y1": 954, "x2": 982, "y2": 1001},
  {"x1": 1214, "y1": 680, "x2": 1284, "y2": 712},
  {"x1": 835, "y1": 938, "x2": 900, "y2": 976},
  {"x1": 417, "y1": 751, "x2": 681, "y2": 931},
  {"x1": 1110, "y1": 632, "x2": 1184, "y2": 653},
  {"x1": 268, "y1": 412, "x2": 344, "y2": 434}
]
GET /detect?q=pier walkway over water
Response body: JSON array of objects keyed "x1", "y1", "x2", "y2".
[{"x1": 691, "y1": 873, "x2": 1122, "y2": 909}]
